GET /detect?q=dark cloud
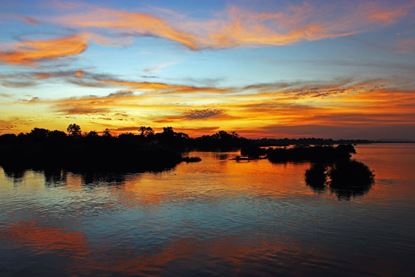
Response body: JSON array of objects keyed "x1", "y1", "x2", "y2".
[
  {"x1": 1, "y1": 80, "x2": 37, "y2": 88},
  {"x1": 18, "y1": 96, "x2": 40, "y2": 103},
  {"x1": 257, "y1": 124, "x2": 415, "y2": 140},
  {"x1": 184, "y1": 109, "x2": 225, "y2": 120},
  {"x1": 154, "y1": 109, "x2": 236, "y2": 123},
  {"x1": 107, "y1": 90, "x2": 134, "y2": 98},
  {"x1": 56, "y1": 106, "x2": 110, "y2": 115},
  {"x1": 0, "y1": 93, "x2": 12, "y2": 98}
]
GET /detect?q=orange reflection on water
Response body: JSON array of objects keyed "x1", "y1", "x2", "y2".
[
  {"x1": 355, "y1": 144, "x2": 415, "y2": 201},
  {"x1": 70, "y1": 236, "x2": 305, "y2": 276},
  {"x1": 114, "y1": 238, "x2": 297, "y2": 274},
  {"x1": 65, "y1": 173, "x2": 83, "y2": 190},
  {"x1": 0, "y1": 221, "x2": 89, "y2": 257},
  {"x1": 0, "y1": 220, "x2": 308, "y2": 275},
  {"x1": 113, "y1": 152, "x2": 316, "y2": 208}
]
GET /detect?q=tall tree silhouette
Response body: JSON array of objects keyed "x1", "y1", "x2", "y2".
[
  {"x1": 103, "y1": 128, "x2": 112, "y2": 137},
  {"x1": 138, "y1": 126, "x2": 154, "y2": 137},
  {"x1": 67, "y1": 124, "x2": 81, "y2": 137}
]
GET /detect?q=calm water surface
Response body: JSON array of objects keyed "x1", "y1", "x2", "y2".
[{"x1": 0, "y1": 144, "x2": 414, "y2": 276}]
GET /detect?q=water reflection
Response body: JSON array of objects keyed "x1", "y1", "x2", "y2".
[
  {"x1": 1, "y1": 161, "x2": 177, "y2": 187},
  {"x1": 44, "y1": 169, "x2": 67, "y2": 187},
  {"x1": 2, "y1": 166, "x2": 26, "y2": 182},
  {"x1": 0, "y1": 221, "x2": 89, "y2": 258},
  {"x1": 2, "y1": 152, "x2": 375, "y2": 202},
  {"x1": 0, "y1": 220, "x2": 309, "y2": 276},
  {"x1": 305, "y1": 160, "x2": 375, "y2": 200},
  {"x1": 0, "y1": 145, "x2": 415, "y2": 276},
  {"x1": 3, "y1": 168, "x2": 136, "y2": 187}
]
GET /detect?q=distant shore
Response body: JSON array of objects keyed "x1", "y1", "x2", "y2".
[{"x1": 0, "y1": 124, "x2": 412, "y2": 173}]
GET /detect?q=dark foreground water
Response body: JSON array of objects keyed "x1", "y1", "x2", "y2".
[{"x1": 0, "y1": 144, "x2": 414, "y2": 276}]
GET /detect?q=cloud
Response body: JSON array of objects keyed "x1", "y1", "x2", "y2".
[
  {"x1": 253, "y1": 123, "x2": 415, "y2": 140},
  {"x1": 363, "y1": 2, "x2": 411, "y2": 24},
  {"x1": 0, "y1": 119, "x2": 16, "y2": 131},
  {"x1": 18, "y1": 96, "x2": 40, "y2": 103},
  {"x1": 1, "y1": 80, "x2": 36, "y2": 88},
  {"x1": 57, "y1": 106, "x2": 110, "y2": 115},
  {"x1": 143, "y1": 61, "x2": 177, "y2": 74},
  {"x1": 154, "y1": 109, "x2": 236, "y2": 123},
  {"x1": 32, "y1": 69, "x2": 86, "y2": 80},
  {"x1": 0, "y1": 34, "x2": 88, "y2": 65},
  {"x1": 48, "y1": 6, "x2": 198, "y2": 49},
  {"x1": 173, "y1": 126, "x2": 220, "y2": 135},
  {"x1": 99, "y1": 79, "x2": 230, "y2": 94},
  {"x1": 397, "y1": 38, "x2": 415, "y2": 53},
  {"x1": 21, "y1": 16, "x2": 39, "y2": 25},
  {"x1": 11, "y1": 68, "x2": 230, "y2": 94},
  {"x1": 44, "y1": 1, "x2": 414, "y2": 49},
  {"x1": 0, "y1": 69, "x2": 91, "y2": 90},
  {"x1": 107, "y1": 90, "x2": 135, "y2": 98},
  {"x1": 9, "y1": 74, "x2": 415, "y2": 139},
  {"x1": 47, "y1": 89, "x2": 143, "y2": 116},
  {"x1": 0, "y1": 93, "x2": 12, "y2": 98},
  {"x1": 184, "y1": 109, "x2": 226, "y2": 120},
  {"x1": 0, "y1": 117, "x2": 33, "y2": 133}
]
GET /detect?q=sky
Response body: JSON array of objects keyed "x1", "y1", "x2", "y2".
[{"x1": 0, "y1": 0, "x2": 415, "y2": 139}]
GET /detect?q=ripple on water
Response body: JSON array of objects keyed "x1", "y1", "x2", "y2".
[{"x1": 1, "y1": 145, "x2": 415, "y2": 276}]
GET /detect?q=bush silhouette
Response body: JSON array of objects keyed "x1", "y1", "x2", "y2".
[
  {"x1": 329, "y1": 160, "x2": 374, "y2": 200},
  {"x1": 305, "y1": 159, "x2": 375, "y2": 200},
  {"x1": 268, "y1": 144, "x2": 356, "y2": 163},
  {"x1": 305, "y1": 163, "x2": 327, "y2": 193}
]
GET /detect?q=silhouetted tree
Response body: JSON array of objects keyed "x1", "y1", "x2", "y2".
[
  {"x1": 67, "y1": 124, "x2": 81, "y2": 137},
  {"x1": 267, "y1": 145, "x2": 356, "y2": 163},
  {"x1": 138, "y1": 126, "x2": 154, "y2": 137},
  {"x1": 86, "y1": 131, "x2": 99, "y2": 137},
  {"x1": 162, "y1": 127, "x2": 175, "y2": 135},
  {"x1": 329, "y1": 160, "x2": 374, "y2": 200},
  {"x1": 103, "y1": 128, "x2": 112, "y2": 137},
  {"x1": 305, "y1": 160, "x2": 375, "y2": 200},
  {"x1": 29, "y1": 128, "x2": 50, "y2": 139},
  {"x1": 305, "y1": 163, "x2": 327, "y2": 193},
  {"x1": 48, "y1": 130, "x2": 67, "y2": 139}
]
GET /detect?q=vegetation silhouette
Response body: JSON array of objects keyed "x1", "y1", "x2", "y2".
[
  {"x1": 236, "y1": 144, "x2": 356, "y2": 162},
  {"x1": 305, "y1": 163, "x2": 327, "y2": 193},
  {"x1": 305, "y1": 160, "x2": 374, "y2": 200},
  {"x1": 0, "y1": 124, "x2": 378, "y2": 177},
  {"x1": 254, "y1": 138, "x2": 374, "y2": 146},
  {"x1": 267, "y1": 144, "x2": 356, "y2": 163},
  {"x1": 0, "y1": 125, "x2": 186, "y2": 174}
]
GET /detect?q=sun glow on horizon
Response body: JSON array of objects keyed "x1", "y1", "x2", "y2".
[{"x1": 1, "y1": 0, "x2": 415, "y2": 139}]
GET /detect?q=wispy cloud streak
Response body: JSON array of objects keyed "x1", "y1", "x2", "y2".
[
  {"x1": 43, "y1": 1, "x2": 415, "y2": 49},
  {"x1": 0, "y1": 34, "x2": 88, "y2": 65}
]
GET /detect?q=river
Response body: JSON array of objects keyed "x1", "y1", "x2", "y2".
[{"x1": 0, "y1": 144, "x2": 414, "y2": 276}]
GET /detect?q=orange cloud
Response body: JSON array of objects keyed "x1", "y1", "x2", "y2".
[
  {"x1": 364, "y1": 2, "x2": 413, "y2": 24},
  {"x1": 154, "y1": 109, "x2": 238, "y2": 124},
  {"x1": 33, "y1": 70, "x2": 85, "y2": 80},
  {"x1": 6, "y1": 75, "x2": 415, "y2": 139},
  {"x1": 397, "y1": 38, "x2": 415, "y2": 53},
  {"x1": 45, "y1": 2, "x2": 414, "y2": 49},
  {"x1": 100, "y1": 79, "x2": 229, "y2": 94},
  {"x1": 0, "y1": 34, "x2": 88, "y2": 65},
  {"x1": 50, "y1": 7, "x2": 198, "y2": 49}
]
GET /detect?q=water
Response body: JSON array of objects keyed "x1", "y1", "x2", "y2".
[{"x1": 0, "y1": 144, "x2": 414, "y2": 276}]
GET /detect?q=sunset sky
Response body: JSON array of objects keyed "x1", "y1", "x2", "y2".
[{"x1": 1, "y1": 0, "x2": 415, "y2": 139}]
